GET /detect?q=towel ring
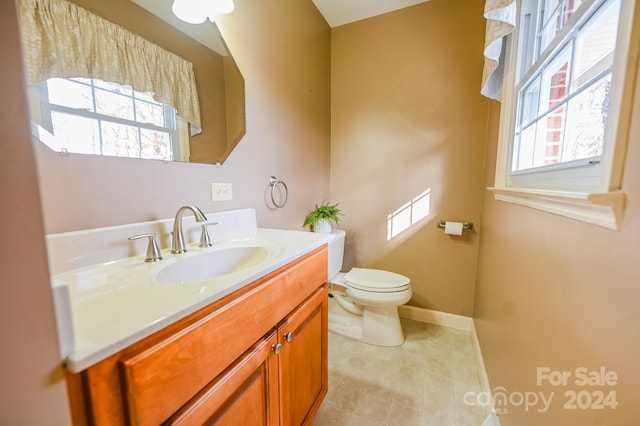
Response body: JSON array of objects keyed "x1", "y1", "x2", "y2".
[{"x1": 269, "y1": 176, "x2": 288, "y2": 208}]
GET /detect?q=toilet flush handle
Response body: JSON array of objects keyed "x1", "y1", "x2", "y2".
[{"x1": 283, "y1": 332, "x2": 294, "y2": 343}]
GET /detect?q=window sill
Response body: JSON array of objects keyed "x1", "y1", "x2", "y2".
[{"x1": 487, "y1": 187, "x2": 626, "y2": 230}]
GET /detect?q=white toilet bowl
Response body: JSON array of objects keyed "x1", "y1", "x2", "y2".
[{"x1": 326, "y1": 230, "x2": 412, "y2": 346}]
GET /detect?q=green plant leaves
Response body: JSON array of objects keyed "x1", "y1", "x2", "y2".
[{"x1": 303, "y1": 201, "x2": 343, "y2": 228}]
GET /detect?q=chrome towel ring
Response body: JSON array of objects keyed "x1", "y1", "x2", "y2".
[{"x1": 269, "y1": 176, "x2": 288, "y2": 208}]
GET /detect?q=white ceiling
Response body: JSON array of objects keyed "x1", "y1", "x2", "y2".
[
  {"x1": 131, "y1": 0, "x2": 227, "y2": 55},
  {"x1": 312, "y1": 0, "x2": 431, "y2": 28}
]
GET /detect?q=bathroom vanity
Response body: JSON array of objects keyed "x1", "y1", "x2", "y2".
[{"x1": 49, "y1": 209, "x2": 331, "y2": 425}]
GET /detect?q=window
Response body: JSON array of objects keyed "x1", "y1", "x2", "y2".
[
  {"x1": 491, "y1": 0, "x2": 637, "y2": 229},
  {"x1": 32, "y1": 77, "x2": 180, "y2": 161}
]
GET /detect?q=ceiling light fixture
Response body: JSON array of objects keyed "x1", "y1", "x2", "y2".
[{"x1": 172, "y1": 0, "x2": 234, "y2": 24}]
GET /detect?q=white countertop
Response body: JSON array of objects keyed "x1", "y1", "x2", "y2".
[{"x1": 52, "y1": 227, "x2": 333, "y2": 372}]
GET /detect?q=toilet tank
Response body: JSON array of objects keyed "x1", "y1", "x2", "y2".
[{"x1": 327, "y1": 229, "x2": 345, "y2": 280}]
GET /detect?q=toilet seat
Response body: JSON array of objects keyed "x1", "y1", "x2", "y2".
[{"x1": 343, "y1": 268, "x2": 410, "y2": 293}]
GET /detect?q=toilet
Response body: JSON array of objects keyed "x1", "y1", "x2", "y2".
[{"x1": 327, "y1": 229, "x2": 412, "y2": 346}]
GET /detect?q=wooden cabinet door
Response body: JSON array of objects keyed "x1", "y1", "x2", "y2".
[
  {"x1": 166, "y1": 330, "x2": 280, "y2": 426},
  {"x1": 277, "y1": 285, "x2": 328, "y2": 426}
]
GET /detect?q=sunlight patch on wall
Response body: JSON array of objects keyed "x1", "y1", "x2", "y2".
[{"x1": 386, "y1": 188, "x2": 431, "y2": 240}]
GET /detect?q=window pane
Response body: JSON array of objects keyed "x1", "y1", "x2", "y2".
[
  {"x1": 514, "y1": 104, "x2": 568, "y2": 171},
  {"x1": 563, "y1": 74, "x2": 611, "y2": 162},
  {"x1": 540, "y1": 0, "x2": 584, "y2": 54},
  {"x1": 541, "y1": 105, "x2": 567, "y2": 165},
  {"x1": 47, "y1": 79, "x2": 94, "y2": 111},
  {"x1": 93, "y1": 79, "x2": 133, "y2": 96},
  {"x1": 101, "y1": 121, "x2": 140, "y2": 158},
  {"x1": 540, "y1": 0, "x2": 561, "y2": 53},
  {"x1": 540, "y1": 46, "x2": 571, "y2": 114},
  {"x1": 135, "y1": 91, "x2": 157, "y2": 103},
  {"x1": 140, "y1": 129, "x2": 171, "y2": 160},
  {"x1": 135, "y1": 100, "x2": 165, "y2": 127},
  {"x1": 49, "y1": 111, "x2": 100, "y2": 154},
  {"x1": 520, "y1": 75, "x2": 541, "y2": 128},
  {"x1": 95, "y1": 89, "x2": 134, "y2": 121},
  {"x1": 518, "y1": 0, "x2": 540, "y2": 77},
  {"x1": 573, "y1": 0, "x2": 620, "y2": 89},
  {"x1": 513, "y1": 124, "x2": 537, "y2": 171}
]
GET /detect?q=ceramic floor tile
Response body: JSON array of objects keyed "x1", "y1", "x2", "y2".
[
  {"x1": 422, "y1": 388, "x2": 455, "y2": 421},
  {"x1": 352, "y1": 415, "x2": 385, "y2": 426},
  {"x1": 354, "y1": 393, "x2": 392, "y2": 424},
  {"x1": 315, "y1": 319, "x2": 489, "y2": 426},
  {"x1": 312, "y1": 401, "x2": 354, "y2": 426},
  {"x1": 391, "y1": 381, "x2": 424, "y2": 410},
  {"x1": 422, "y1": 413, "x2": 455, "y2": 426},
  {"x1": 454, "y1": 401, "x2": 488, "y2": 426},
  {"x1": 363, "y1": 381, "x2": 394, "y2": 401},
  {"x1": 326, "y1": 382, "x2": 363, "y2": 412},
  {"x1": 424, "y1": 372, "x2": 454, "y2": 395},
  {"x1": 388, "y1": 401, "x2": 425, "y2": 426}
]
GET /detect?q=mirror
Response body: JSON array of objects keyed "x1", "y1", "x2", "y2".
[{"x1": 25, "y1": 0, "x2": 245, "y2": 165}]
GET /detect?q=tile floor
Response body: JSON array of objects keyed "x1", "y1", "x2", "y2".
[{"x1": 312, "y1": 319, "x2": 488, "y2": 426}]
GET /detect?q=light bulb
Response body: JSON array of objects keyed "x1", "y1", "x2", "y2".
[{"x1": 172, "y1": 0, "x2": 208, "y2": 24}]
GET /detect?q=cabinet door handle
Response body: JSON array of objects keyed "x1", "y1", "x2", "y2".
[
  {"x1": 283, "y1": 332, "x2": 294, "y2": 343},
  {"x1": 271, "y1": 343, "x2": 283, "y2": 355}
]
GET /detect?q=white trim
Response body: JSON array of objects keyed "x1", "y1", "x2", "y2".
[
  {"x1": 489, "y1": 186, "x2": 625, "y2": 230},
  {"x1": 398, "y1": 305, "x2": 473, "y2": 331},
  {"x1": 472, "y1": 320, "x2": 497, "y2": 420}
]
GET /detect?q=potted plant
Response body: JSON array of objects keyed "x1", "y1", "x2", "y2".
[{"x1": 303, "y1": 201, "x2": 343, "y2": 233}]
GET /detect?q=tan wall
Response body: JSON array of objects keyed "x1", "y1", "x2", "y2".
[
  {"x1": 33, "y1": 0, "x2": 331, "y2": 233},
  {"x1": 474, "y1": 44, "x2": 640, "y2": 426},
  {"x1": 330, "y1": 0, "x2": 489, "y2": 316},
  {"x1": 0, "y1": 0, "x2": 72, "y2": 423}
]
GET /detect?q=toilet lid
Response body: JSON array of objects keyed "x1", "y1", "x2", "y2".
[{"x1": 344, "y1": 268, "x2": 410, "y2": 292}]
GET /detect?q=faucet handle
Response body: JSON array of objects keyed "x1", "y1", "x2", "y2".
[
  {"x1": 199, "y1": 222, "x2": 219, "y2": 248},
  {"x1": 129, "y1": 233, "x2": 163, "y2": 262}
]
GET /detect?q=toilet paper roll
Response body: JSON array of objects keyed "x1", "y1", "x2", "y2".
[{"x1": 444, "y1": 221, "x2": 464, "y2": 236}]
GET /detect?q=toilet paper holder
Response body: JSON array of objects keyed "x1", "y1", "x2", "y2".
[{"x1": 436, "y1": 220, "x2": 474, "y2": 232}]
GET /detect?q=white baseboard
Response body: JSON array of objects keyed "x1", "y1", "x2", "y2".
[
  {"x1": 398, "y1": 305, "x2": 474, "y2": 331},
  {"x1": 398, "y1": 305, "x2": 499, "y2": 424},
  {"x1": 472, "y1": 319, "x2": 497, "y2": 421}
]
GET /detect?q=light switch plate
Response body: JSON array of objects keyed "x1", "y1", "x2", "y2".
[{"x1": 211, "y1": 183, "x2": 233, "y2": 201}]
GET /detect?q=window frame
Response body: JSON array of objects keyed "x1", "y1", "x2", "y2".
[{"x1": 490, "y1": 0, "x2": 639, "y2": 230}]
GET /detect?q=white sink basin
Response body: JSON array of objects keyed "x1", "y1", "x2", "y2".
[{"x1": 156, "y1": 246, "x2": 271, "y2": 283}]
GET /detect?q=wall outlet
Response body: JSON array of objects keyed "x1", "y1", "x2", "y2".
[{"x1": 211, "y1": 183, "x2": 233, "y2": 201}]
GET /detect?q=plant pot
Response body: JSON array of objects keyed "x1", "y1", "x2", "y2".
[{"x1": 312, "y1": 219, "x2": 332, "y2": 233}]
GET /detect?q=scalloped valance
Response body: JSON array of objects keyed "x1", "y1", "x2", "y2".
[
  {"x1": 481, "y1": 0, "x2": 516, "y2": 101},
  {"x1": 17, "y1": 0, "x2": 201, "y2": 129}
]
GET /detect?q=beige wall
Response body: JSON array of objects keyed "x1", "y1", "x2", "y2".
[
  {"x1": 0, "y1": 1, "x2": 72, "y2": 423},
  {"x1": 331, "y1": 0, "x2": 489, "y2": 316},
  {"x1": 34, "y1": 0, "x2": 331, "y2": 234},
  {"x1": 474, "y1": 39, "x2": 640, "y2": 426}
]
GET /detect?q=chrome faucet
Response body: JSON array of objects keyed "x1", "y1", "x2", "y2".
[{"x1": 171, "y1": 205, "x2": 208, "y2": 254}]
